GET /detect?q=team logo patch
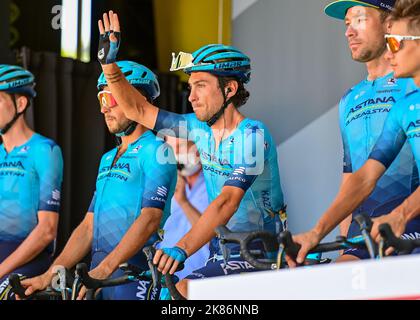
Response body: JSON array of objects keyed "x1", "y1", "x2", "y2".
[
  {"x1": 232, "y1": 167, "x2": 245, "y2": 176},
  {"x1": 156, "y1": 186, "x2": 168, "y2": 198},
  {"x1": 18, "y1": 146, "x2": 30, "y2": 154},
  {"x1": 387, "y1": 78, "x2": 397, "y2": 86},
  {"x1": 98, "y1": 48, "x2": 105, "y2": 60},
  {"x1": 409, "y1": 104, "x2": 420, "y2": 111},
  {"x1": 130, "y1": 145, "x2": 142, "y2": 154},
  {"x1": 52, "y1": 189, "x2": 61, "y2": 201},
  {"x1": 354, "y1": 91, "x2": 366, "y2": 100}
]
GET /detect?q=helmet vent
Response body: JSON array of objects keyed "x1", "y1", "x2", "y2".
[
  {"x1": 123, "y1": 70, "x2": 133, "y2": 77},
  {"x1": 0, "y1": 68, "x2": 20, "y2": 77}
]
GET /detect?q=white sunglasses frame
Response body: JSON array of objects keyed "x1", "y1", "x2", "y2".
[
  {"x1": 169, "y1": 51, "x2": 211, "y2": 72},
  {"x1": 385, "y1": 34, "x2": 420, "y2": 52}
]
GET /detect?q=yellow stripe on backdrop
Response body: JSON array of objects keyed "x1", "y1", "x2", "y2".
[{"x1": 153, "y1": 0, "x2": 232, "y2": 81}]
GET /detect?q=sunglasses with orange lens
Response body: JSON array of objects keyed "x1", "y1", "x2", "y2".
[
  {"x1": 385, "y1": 34, "x2": 420, "y2": 54},
  {"x1": 97, "y1": 90, "x2": 117, "y2": 109}
]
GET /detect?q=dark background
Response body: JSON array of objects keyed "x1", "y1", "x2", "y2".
[{"x1": 0, "y1": 0, "x2": 189, "y2": 255}]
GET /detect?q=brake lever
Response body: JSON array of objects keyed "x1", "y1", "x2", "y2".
[
  {"x1": 56, "y1": 267, "x2": 69, "y2": 300},
  {"x1": 143, "y1": 246, "x2": 160, "y2": 289},
  {"x1": 354, "y1": 213, "x2": 377, "y2": 258}
]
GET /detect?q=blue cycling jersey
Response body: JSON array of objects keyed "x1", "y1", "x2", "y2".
[
  {"x1": 88, "y1": 130, "x2": 177, "y2": 262},
  {"x1": 370, "y1": 88, "x2": 420, "y2": 177},
  {"x1": 339, "y1": 74, "x2": 418, "y2": 219},
  {"x1": 154, "y1": 110, "x2": 286, "y2": 244},
  {"x1": 0, "y1": 133, "x2": 63, "y2": 242}
]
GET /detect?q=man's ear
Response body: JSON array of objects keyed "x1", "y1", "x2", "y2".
[
  {"x1": 384, "y1": 16, "x2": 392, "y2": 34},
  {"x1": 15, "y1": 95, "x2": 29, "y2": 113},
  {"x1": 225, "y1": 80, "x2": 238, "y2": 99}
]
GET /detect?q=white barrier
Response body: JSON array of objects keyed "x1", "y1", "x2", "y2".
[{"x1": 188, "y1": 255, "x2": 420, "y2": 300}]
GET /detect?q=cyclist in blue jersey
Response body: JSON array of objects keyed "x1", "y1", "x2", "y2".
[
  {"x1": 287, "y1": 0, "x2": 420, "y2": 266},
  {"x1": 96, "y1": 12, "x2": 286, "y2": 297},
  {"x1": 19, "y1": 61, "x2": 177, "y2": 300},
  {"x1": 303, "y1": 0, "x2": 419, "y2": 263},
  {"x1": 0, "y1": 65, "x2": 63, "y2": 300}
]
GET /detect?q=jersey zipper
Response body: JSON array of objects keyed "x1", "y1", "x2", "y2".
[{"x1": 94, "y1": 148, "x2": 119, "y2": 252}]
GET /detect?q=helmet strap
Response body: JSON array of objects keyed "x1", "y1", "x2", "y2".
[
  {"x1": 0, "y1": 94, "x2": 26, "y2": 136},
  {"x1": 206, "y1": 78, "x2": 235, "y2": 127},
  {"x1": 115, "y1": 121, "x2": 138, "y2": 137}
]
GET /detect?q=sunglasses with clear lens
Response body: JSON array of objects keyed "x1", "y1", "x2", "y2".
[
  {"x1": 97, "y1": 90, "x2": 117, "y2": 109},
  {"x1": 385, "y1": 34, "x2": 420, "y2": 54}
]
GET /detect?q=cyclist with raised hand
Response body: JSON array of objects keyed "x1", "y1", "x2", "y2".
[
  {"x1": 20, "y1": 61, "x2": 177, "y2": 300},
  {"x1": 287, "y1": 0, "x2": 420, "y2": 266},
  {"x1": 97, "y1": 11, "x2": 286, "y2": 297},
  {"x1": 0, "y1": 65, "x2": 63, "y2": 300}
]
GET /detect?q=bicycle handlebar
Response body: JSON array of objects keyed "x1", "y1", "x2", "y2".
[
  {"x1": 379, "y1": 223, "x2": 420, "y2": 255},
  {"x1": 353, "y1": 213, "x2": 377, "y2": 258},
  {"x1": 278, "y1": 231, "x2": 366, "y2": 255},
  {"x1": 216, "y1": 223, "x2": 370, "y2": 270},
  {"x1": 8, "y1": 274, "x2": 62, "y2": 300},
  {"x1": 215, "y1": 225, "x2": 279, "y2": 270},
  {"x1": 275, "y1": 214, "x2": 376, "y2": 260},
  {"x1": 216, "y1": 213, "x2": 420, "y2": 271},
  {"x1": 142, "y1": 246, "x2": 186, "y2": 300},
  {"x1": 75, "y1": 246, "x2": 187, "y2": 300},
  {"x1": 75, "y1": 263, "x2": 134, "y2": 291}
]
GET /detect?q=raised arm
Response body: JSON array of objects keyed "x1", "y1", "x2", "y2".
[{"x1": 97, "y1": 11, "x2": 158, "y2": 129}]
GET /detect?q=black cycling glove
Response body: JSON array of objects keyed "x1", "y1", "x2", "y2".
[{"x1": 97, "y1": 31, "x2": 121, "y2": 65}]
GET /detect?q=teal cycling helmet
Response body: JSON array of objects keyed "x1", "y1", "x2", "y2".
[
  {"x1": 97, "y1": 61, "x2": 160, "y2": 138},
  {"x1": 184, "y1": 44, "x2": 251, "y2": 84},
  {"x1": 0, "y1": 64, "x2": 36, "y2": 98},
  {"x1": 172, "y1": 44, "x2": 251, "y2": 127},
  {"x1": 0, "y1": 65, "x2": 36, "y2": 135},
  {"x1": 97, "y1": 60, "x2": 160, "y2": 101}
]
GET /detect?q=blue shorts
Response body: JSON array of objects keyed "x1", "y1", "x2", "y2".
[
  {"x1": 185, "y1": 239, "x2": 272, "y2": 280},
  {"x1": 344, "y1": 217, "x2": 420, "y2": 259},
  {"x1": 90, "y1": 251, "x2": 161, "y2": 300},
  {"x1": 185, "y1": 241, "x2": 268, "y2": 280},
  {"x1": 0, "y1": 242, "x2": 52, "y2": 300},
  {"x1": 412, "y1": 248, "x2": 420, "y2": 254},
  {"x1": 185, "y1": 255, "x2": 263, "y2": 280}
]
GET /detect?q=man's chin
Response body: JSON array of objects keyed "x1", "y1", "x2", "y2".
[
  {"x1": 350, "y1": 48, "x2": 373, "y2": 63},
  {"x1": 393, "y1": 70, "x2": 411, "y2": 79},
  {"x1": 194, "y1": 112, "x2": 208, "y2": 122},
  {"x1": 107, "y1": 126, "x2": 119, "y2": 134},
  {"x1": 351, "y1": 52, "x2": 369, "y2": 63}
]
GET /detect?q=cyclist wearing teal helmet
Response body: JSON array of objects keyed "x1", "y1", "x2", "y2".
[
  {"x1": 286, "y1": 0, "x2": 420, "y2": 267},
  {"x1": 0, "y1": 65, "x2": 63, "y2": 300},
  {"x1": 0, "y1": 64, "x2": 36, "y2": 135},
  {"x1": 96, "y1": 11, "x2": 286, "y2": 298},
  {"x1": 20, "y1": 61, "x2": 177, "y2": 300},
  {"x1": 178, "y1": 44, "x2": 251, "y2": 127},
  {"x1": 97, "y1": 60, "x2": 160, "y2": 137}
]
